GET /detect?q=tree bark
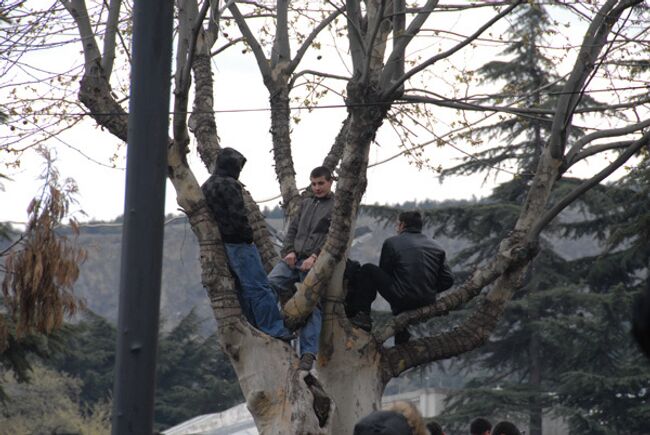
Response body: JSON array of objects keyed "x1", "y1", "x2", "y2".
[
  {"x1": 268, "y1": 79, "x2": 301, "y2": 217},
  {"x1": 61, "y1": 1, "x2": 645, "y2": 432}
]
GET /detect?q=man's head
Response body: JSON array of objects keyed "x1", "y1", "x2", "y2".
[
  {"x1": 426, "y1": 420, "x2": 445, "y2": 435},
  {"x1": 310, "y1": 166, "x2": 333, "y2": 199},
  {"x1": 470, "y1": 417, "x2": 492, "y2": 435},
  {"x1": 491, "y1": 421, "x2": 521, "y2": 435},
  {"x1": 388, "y1": 401, "x2": 428, "y2": 435},
  {"x1": 397, "y1": 211, "x2": 423, "y2": 233},
  {"x1": 215, "y1": 147, "x2": 246, "y2": 180}
]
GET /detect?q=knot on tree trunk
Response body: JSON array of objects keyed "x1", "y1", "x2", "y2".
[
  {"x1": 304, "y1": 373, "x2": 332, "y2": 428},
  {"x1": 498, "y1": 230, "x2": 539, "y2": 270},
  {"x1": 79, "y1": 74, "x2": 128, "y2": 142},
  {"x1": 345, "y1": 80, "x2": 391, "y2": 144}
]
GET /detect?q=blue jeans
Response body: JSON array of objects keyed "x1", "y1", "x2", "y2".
[
  {"x1": 224, "y1": 243, "x2": 292, "y2": 339},
  {"x1": 268, "y1": 260, "x2": 321, "y2": 356}
]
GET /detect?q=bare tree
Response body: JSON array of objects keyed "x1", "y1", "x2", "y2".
[{"x1": 2, "y1": 0, "x2": 649, "y2": 432}]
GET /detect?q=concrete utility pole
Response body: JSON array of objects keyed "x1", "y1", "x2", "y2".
[{"x1": 111, "y1": 1, "x2": 174, "y2": 433}]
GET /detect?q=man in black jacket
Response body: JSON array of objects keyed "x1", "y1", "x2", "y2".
[
  {"x1": 202, "y1": 147, "x2": 292, "y2": 341},
  {"x1": 268, "y1": 166, "x2": 335, "y2": 370},
  {"x1": 346, "y1": 211, "x2": 454, "y2": 342}
]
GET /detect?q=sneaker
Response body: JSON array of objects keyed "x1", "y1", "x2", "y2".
[
  {"x1": 395, "y1": 329, "x2": 411, "y2": 345},
  {"x1": 299, "y1": 353, "x2": 316, "y2": 371},
  {"x1": 349, "y1": 311, "x2": 372, "y2": 332}
]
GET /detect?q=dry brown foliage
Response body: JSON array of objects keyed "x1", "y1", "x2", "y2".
[{"x1": 1, "y1": 155, "x2": 86, "y2": 350}]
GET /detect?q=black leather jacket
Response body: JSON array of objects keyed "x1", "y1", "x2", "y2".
[{"x1": 379, "y1": 228, "x2": 454, "y2": 303}]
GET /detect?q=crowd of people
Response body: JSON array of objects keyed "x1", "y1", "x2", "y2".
[
  {"x1": 202, "y1": 148, "x2": 454, "y2": 370},
  {"x1": 354, "y1": 401, "x2": 522, "y2": 435}
]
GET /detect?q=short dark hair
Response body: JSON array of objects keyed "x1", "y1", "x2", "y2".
[
  {"x1": 491, "y1": 421, "x2": 521, "y2": 435},
  {"x1": 398, "y1": 211, "x2": 423, "y2": 231},
  {"x1": 426, "y1": 420, "x2": 444, "y2": 435},
  {"x1": 470, "y1": 417, "x2": 492, "y2": 434},
  {"x1": 310, "y1": 166, "x2": 332, "y2": 181}
]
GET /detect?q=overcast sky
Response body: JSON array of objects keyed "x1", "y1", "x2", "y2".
[{"x1": 1, "y1": 2, "x2": 623, "y2": 225}]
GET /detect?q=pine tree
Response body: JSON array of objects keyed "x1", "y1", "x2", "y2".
[
  {"x1": 48, "y1": 310, "x2": 117, "y2": 406},
  {"x1": 550, "y1": 156, "x2": 650, "y2": 434},
  {"x1": 154, "y1": 309, "x2": 243, "y2": 429},
  {"x1": 435, "y1": 3, "x2": 650, "y2": 431},
  {"x1": 432, "y1": 4, "x2": 607, "y2": 434},
  {"x1": 47, "y1": 309, "x2": 244, "y2": 429}
]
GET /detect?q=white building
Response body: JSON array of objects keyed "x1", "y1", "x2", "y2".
[{"x1": 163, "y1": 387, "x2": 567, "y2": 435}]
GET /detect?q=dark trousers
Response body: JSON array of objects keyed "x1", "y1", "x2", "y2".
[
  {"x1": 345, "y1": 263, "x2": 402, "y2": 315},
  {"x1": 346, "y1": 263, "x2": 435, "y2": 316}
]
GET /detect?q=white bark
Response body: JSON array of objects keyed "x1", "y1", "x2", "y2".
[{"x1": 59, "y1": 0, "x2": 646, "y2": 432}]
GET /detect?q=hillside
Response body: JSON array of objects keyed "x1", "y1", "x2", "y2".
[{"x1": 1, "y1": 206, "x2": 602, "y2": 334}]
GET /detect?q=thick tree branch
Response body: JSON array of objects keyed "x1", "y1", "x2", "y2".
[
  {"x1": 271, "y1": 0, "x2": 290, "y2": 67},
  {"x1": 228, "y1": 2, "x2": 271, "y2": 79},
  {"x1": 268, "y1": 83, "x2": 301, "y2": 216},
  {"x1": 101, "y1": 0, "x2": 121, "y2": 79},
  {"x1": 180, "y1": 0, "x2": 211, "y2": 95},
  {"x1": 64, "y1": 0, "x2": 128, "y2": 141},
  {"x1": 515, "y1": 0, "x2": 640, "y2": 236},
  {"x1": 346, "y1": 0, "x2": 366, "y2": 76},
  {"x1": 173, "y1": 0, "x2": 200, "y2": 148},
  {"x1": 188, "y1": 54, "x2": 220, "y2": 170},
  {"x1": 61, "y1": 0, "x2": 103, "y2": 74},
  {"x1": 382, "y1": 0, "x2": 521, "y2": 98},
  {"x1": 362, "y1": 0, "x2": 388, "y2": 85},
  {"x1": 380, "y1": 266, "x2": 526, "y2": 381},
  {"x1": 322, "y1": 115, "x2": 350, "y2": 171},
  {"x1": 401, "y1": 93, "x2": 552, "y2": 122},
  {"x1": 401, "y1": 92, "x2": 650, "y2": 117},
  {"x1": 563, "y1": 117, "x2": 650, "y2": 170},
  {"x1": 204, "y1": 0, "x2": 232, "y2": 49},
  {"x1": 549, "y1": 0, "x2": 642, "y2": 159},
  {"x1": 380, "y1": 0, "x2": 438, "y2": 89},
  {"x1": 532, "y1": 130, "x2": 650, "y2": 239},
  {"x1": 389, "y1": 0, "x2": 405, "y2": 83},
  {"x1": 564, "y1": 140, "x2": 633, "y2": 170}
]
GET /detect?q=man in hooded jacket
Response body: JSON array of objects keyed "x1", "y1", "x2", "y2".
[{"x1": 202, "y1": 147, "x2": 293, "y2": 341}]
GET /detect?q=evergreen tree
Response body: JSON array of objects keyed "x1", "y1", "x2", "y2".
[
  {"x1": 154, "y1": 309, "x2": 243, "y2": 430},
  {"x1": 550, "y1": 156, "x2": 650, "y2": 434},
  {"x1": 432, "y1": 3, "x2": 610, "y2": 435},
  {"x1": 48, "y1": 310, "x2": 116, "y2": 406},
  {"x1": 47, "y1": 309, "x2": 243, "y2": 430}
]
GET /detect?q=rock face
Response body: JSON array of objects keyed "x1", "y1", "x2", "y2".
[{"x1": 1, "y1": 207, "x2": 599, "y2": 334}]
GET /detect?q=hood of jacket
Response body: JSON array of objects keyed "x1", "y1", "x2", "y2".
[{"x1": 215, "y1": 147, "x2": 246, "y2": 180}]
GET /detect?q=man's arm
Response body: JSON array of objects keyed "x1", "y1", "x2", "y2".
[
  {"x1": 225, "y1": 181, "x2": 254, "y2": 243},
  {"x1": 281, "y1": 200, "x2": 302, "y2": 258},
  {"x1": 379, "y1": 240, "x2": 396, "y2": 273},
  {"x1": 435, "y1": 255, "x2": 454, "y2": 292}
]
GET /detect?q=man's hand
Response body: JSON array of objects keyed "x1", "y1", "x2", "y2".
[
  {"x1": 283, "y1": 252, "x2": 297, "y2": 268},
  {"x1": 299, "y1": 254, "x2": 317, "y2": 272}
]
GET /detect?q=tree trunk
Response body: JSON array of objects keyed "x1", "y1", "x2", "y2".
[
  {"x1": 320, "y1": 328, "x2": 385, "y2": 433},
  {"x1": 528, "y1": 330, "x2": 543, "y2": 435},
  {"x1": 269, "y1": 79, "x2": 301, "y2": 217}
]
